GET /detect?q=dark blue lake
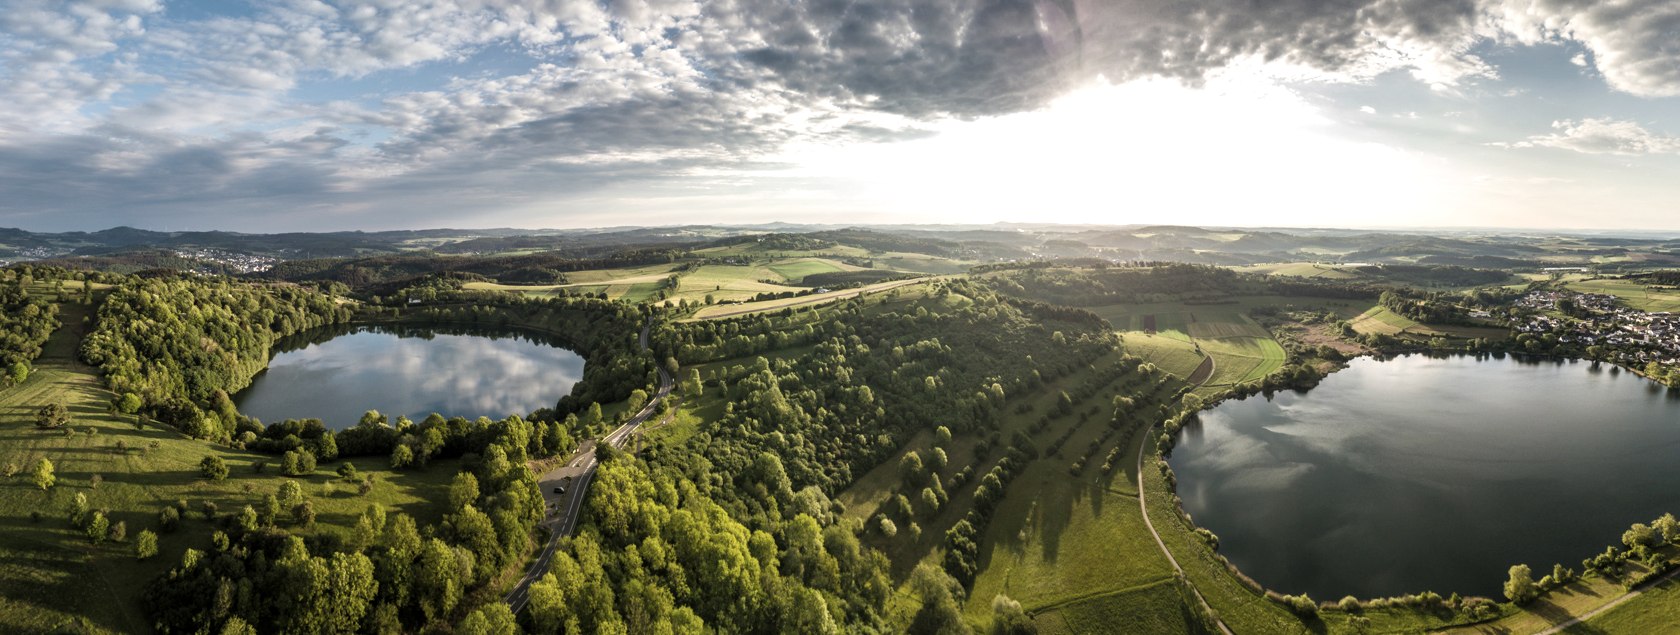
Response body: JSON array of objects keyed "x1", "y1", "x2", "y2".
[{"x1": 1169, "y1": 354, "x2": 1680, "y2": 599}]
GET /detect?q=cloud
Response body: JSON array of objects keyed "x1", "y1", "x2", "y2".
[
  {"x1": 1, "y1": 0, "x2": 1678, "y2": 230},
  {"x1": 1487, "y1": 0, "x2": 1680, "y2": 97},
  {"x1": 1503, "y1": 118, "x2": 1680, "y2": 155},
  {"x1": 0, "y1": 0, "x2": 162, "y2": 135}
]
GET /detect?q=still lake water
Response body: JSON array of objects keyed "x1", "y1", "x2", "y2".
[
  {"x1": 234, "y1": 325, "x2": 585, "y2": 429},
  {"x1": 1169, "y1": 354, "x2": 1680, "y2": 600}
]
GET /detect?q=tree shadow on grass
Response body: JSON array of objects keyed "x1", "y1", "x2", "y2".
[{"x1": 1521, "y1": 596, "x2": 1610, "y2": 635}]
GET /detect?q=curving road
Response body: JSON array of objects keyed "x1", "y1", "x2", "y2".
[{"x1": 504, "y1": 319, "x2": 674, "y2": 615}]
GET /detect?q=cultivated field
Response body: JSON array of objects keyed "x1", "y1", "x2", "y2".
[{"x1": 1095, "y1": 296, "x2": 1344, "y2": 394}]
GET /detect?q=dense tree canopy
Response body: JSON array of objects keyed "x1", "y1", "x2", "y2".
[
  {"x1": 80, "y1": 278, "x2": 351, "y2": 439},
  {"x1": 0, "y1": 271, "x2": 60, "y2": 386}
]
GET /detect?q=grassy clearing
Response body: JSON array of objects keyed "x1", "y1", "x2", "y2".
[
  {"x1": 1350, "y1": 307, "x2": 1511, "y2": 341},
  {"x1": 686, "y1": 277, "x2": 931, "y2": 320},
  {"x1": 0, "y1": 301, "x2": 455, "y2": 634},
  {"x1": 765, "y1": 257, "x2": 857, "y2": 281},
  {"x1": 1032, "y1": 578, "x2": 1199, "y2": 634}
]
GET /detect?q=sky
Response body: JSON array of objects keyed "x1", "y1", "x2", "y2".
[{"x1": 1, "y1": 0, "x2": 1678, "y2": 233}]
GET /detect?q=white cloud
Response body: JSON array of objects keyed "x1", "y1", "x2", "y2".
[
  {"x1": 1505, "y1": 118, "x2": 1680, "y2": 155},
  {"x1": 1486, "y1": 0, "x2": 1680, "y2": 97}
]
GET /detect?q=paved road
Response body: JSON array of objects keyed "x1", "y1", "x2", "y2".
[{"x1": 504, "y1": 319, "x2": 674, "y2": 615}]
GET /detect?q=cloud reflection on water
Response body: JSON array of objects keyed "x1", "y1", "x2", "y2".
[{"x1": 238, "y1": 328, "x2": 585, "y2": 428}]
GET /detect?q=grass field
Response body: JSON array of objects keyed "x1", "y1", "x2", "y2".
[
  {"x1": 765, "y1": 257, "x2": 858, "y2": 281},
  {"x1": 687, "y1": 277, "x2": 931, "y2": 320},
  {"x1": 1032, "y1": 578, "x2": 1200, "y2": 634},
  {"x1": 1122, "y1": 334, "x2": 1207, "y2": 380},
  {"x1": 1573, "y1": 573, "x2": 1680, "y2": 633},
  {"x1": 1564, "y1": 278, "x2": 1680, "y2": 313},
  {"x1": 963, "y1": 428, "x2": 1175, "y2": 624},
  {"x1": 0, "y1": 300, "x2": 456, "y2": 634},
  {"x1": 689, "y1": 243, "x2": 871, "y2": 259},
  {"x1": 1349, "y1": 307, "x2": 1512, "y2": 341},
  {"x1": 1198, "y1": 337, "x2": 1288, "y2": 388},
  {"x1": 1098, "y1": 297, "x2": 1321, "y2": 394},
  {"x1": 871, "y1": 252, "x2": 973, "y2": 275},
  {"x1": 1437, "y1": 565, "x2": 1661, "y2": 635},
  {"x1": 1237, "y1": 262, "x2": 1367, "y2": 280}
]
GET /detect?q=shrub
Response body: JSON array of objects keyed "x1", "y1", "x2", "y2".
[
  {"x1": 135, "y1": 530, "x2": 158, "y2": 560},
  {"x1": 35, "y1": 403, "x2": 70, "y2": 429},
  {"x1": 32, "y1": 457, "x2": 54, "y2": 490},
  {"x1": 199, "y1": 456, "x2": 228, "y2": 481},
  {"x1": 86, "y1": 512, "x2": 109, "y2": 544}
]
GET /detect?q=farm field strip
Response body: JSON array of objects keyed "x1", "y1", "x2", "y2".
[{"x1": 687, "y1": 277, "x2": 931, "y2": 320}]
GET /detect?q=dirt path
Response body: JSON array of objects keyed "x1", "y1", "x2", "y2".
[
  {"x1": 1185, "y1": 354, "x2": 1215, "y2": 386},
  {"x1": 1136, "y1": 423, "x2": 1235, "y2": 635}
]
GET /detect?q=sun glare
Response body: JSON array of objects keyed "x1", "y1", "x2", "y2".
[{"x1": 771, "y1": 74, "x2": 1450, "y2": 228}]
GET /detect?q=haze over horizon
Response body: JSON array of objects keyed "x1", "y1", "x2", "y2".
[{"x1": 3, "y1": 1, "x2": 1678, "y2": 233}]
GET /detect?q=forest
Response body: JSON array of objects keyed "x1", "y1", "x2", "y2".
[
  {"x1": 78, "y1": 278, "x2": 353, "y2": 440},
  {"x1": 0, "y1": 270, "x2": 60, "y2": 388}
]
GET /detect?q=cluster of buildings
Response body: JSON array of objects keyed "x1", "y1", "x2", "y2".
[
  {"x1": 1515, "y1": 290, "x2": 1680, "y2": 365},
  {"x1": 174, "y1": 248, "x2": 278, "y2": 274},
  {"x1": 0, "y1": 247, "x2": 70, "y2": 266}
]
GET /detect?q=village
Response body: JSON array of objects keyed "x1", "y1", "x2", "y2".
[
  {"x1": 1514, "y1": 289, "x2": 1680, "y2": 367},
  {"x1": 172, "y1": 247, "x2": 279, "y2": 274}
]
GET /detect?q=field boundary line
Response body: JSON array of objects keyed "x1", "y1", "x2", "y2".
[{"x1": 1027, "y1": 575, "x2": 1176, "y2": 615}]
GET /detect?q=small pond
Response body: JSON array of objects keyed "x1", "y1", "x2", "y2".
[
  {"x1": 234, "y1": 324, "x2": 585, "y2": 429},
  {"x1": 1169, "y1": 353, "x2": 1680, "y2": 599}
]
